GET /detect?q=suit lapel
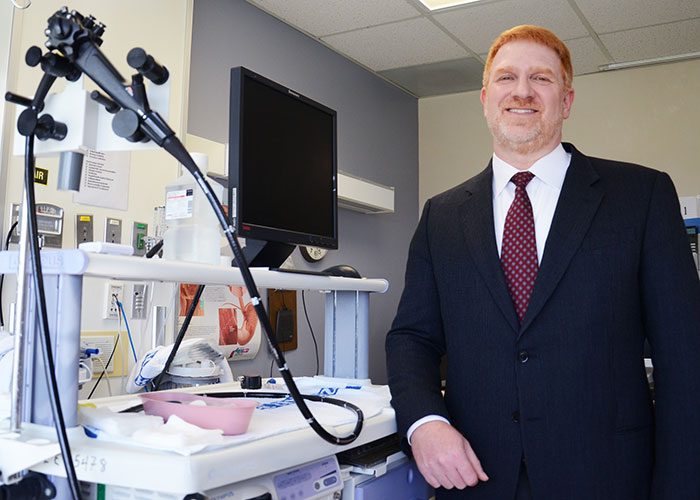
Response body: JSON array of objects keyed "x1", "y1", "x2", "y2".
[
  {"x1": 459, "y1": 163, "x2": 520, "y2": 333},
  {"x1": 520, "y1": 144, "x2": 603, "y2": 335}
]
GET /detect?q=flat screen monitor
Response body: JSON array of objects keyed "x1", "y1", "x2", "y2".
[{"x1": 228, "y1": 67, "x2": 338, "y2": 268}]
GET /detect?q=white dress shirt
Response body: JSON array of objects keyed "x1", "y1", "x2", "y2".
[
  {"x1": 406, "y1": 144, "x2": 572, "y2": 444},
  {"x1": 492, "y1": 144, "x2": 571, "y2": 263}
]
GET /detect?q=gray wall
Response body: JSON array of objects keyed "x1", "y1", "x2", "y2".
[{"x1": 187, "y1": 0, "x2": 418, "y2": 384}]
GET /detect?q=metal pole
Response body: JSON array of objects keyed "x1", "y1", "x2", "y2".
[
  {"x1": 152, "y1": 305, "x2": 167, "y2": 349},
  {"x1": 10, "y1": 189, "x2": 32, "y2": 432}
]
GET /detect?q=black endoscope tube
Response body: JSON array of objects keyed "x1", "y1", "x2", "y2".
[
  {"x1": 161, "y1": 136, "x2": 363, "y2": 445},
  {"x1": 144, "y1": 238, "x2": 163, "y2": 258},
  {"x1": 151, "y1": 284, "x2": 205, "y2": 391},
  {"x1": 122, "y1": 392, "x2": 365, "y2": 427}
]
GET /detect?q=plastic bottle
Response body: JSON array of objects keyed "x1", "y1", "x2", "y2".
[{"x1": 162, "y1": 153, "x2": 224, "y2": 265}]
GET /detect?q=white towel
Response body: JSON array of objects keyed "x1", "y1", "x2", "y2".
[{"x1": 79, "y1": 405, "x2": 225, "y2": 455}]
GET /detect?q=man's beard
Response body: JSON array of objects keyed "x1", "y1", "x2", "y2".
[{"x1": 487, "y1": 101, "x2": 562, "y2": 156}]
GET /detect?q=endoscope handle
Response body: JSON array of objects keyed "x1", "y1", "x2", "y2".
[{"x1": 45, "y1": 8, "x2": 176, "y2": 146}]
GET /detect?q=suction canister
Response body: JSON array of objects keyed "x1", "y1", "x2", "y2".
[{"x1": 162, "y1": 152, "x2": 224, "y2": 265}]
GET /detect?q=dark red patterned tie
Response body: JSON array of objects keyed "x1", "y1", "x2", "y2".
[{"x1": 501, "y1": 171, "x2": 537, "y2": 323}]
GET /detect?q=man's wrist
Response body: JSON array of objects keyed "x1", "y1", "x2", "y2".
[{"x1": 407, "y1": 415, "x2": 450, "y2": 445}]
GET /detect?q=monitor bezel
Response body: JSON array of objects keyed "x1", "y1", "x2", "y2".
[{"x1": 228, "y1": 66, "x2": 339, "y2": 252}]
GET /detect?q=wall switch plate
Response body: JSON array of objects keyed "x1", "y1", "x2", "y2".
[
  {"x1": 104, "y1": 217, "x2": 122, "y2": 244},
  {"x1": 132, "y1": 221, "x2": 148, "y2": 256},
  {"x1": 76, "y1": 214, "x2": 94, "y2": 246},
  {"x1": 103, "y1": 281, "x2": 124, "y2": 319},
  {"x1": 131, "y1": 283, "x2": 147, "y2": 319}
]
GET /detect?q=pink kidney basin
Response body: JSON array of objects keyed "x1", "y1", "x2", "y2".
[{"x1": 140, "y1": 392, "x2": 258, "y2": 435}]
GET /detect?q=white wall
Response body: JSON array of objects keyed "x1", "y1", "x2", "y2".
[
  {"x1": 0, "y1": 2, "x2": 16, "y2": 244},
  {"x1": 419, "y1": 58, "x2": 700, "y2": 209}
]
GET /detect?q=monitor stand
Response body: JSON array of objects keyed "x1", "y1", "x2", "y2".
[{"x1": 234, "y1": 239, "x2": 295, "y2": 268}]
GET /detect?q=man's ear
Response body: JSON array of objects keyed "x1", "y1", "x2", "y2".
[{"x1": 562, "y1": 87, "x2": 575, "y2": 119}]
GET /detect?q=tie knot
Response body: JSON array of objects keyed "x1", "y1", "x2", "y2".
[{"x1": 511, "y1": 171, "x2": 535, "y2": 189}]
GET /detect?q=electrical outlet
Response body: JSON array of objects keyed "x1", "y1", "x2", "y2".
[
  {"x1": 82, "y1": 335, "x2": 117, "y2": 373},
  {"x1": 131, "y1": 283, "x2": 147, "y2": 319},
  {"x1": 132, "y1": 221, "x2": 148, "y2": 256},
  {"x1": 104, "y1": 217, "x2": 122, "y2": 244},
  {"x1": 81, "y1": 331, "x2": 124, "y2": 377},
  {"x1": 76, "y1": 214, "x2": 94, "y2": 246},
  {"x1": 103, "y1": 282, "x2": 124, "y2": 319}
]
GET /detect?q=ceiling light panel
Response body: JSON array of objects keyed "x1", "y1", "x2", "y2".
[
  {"x1": 433, "y1": 0, "x2": 588, "y2": 54},
  {"x1": 418, "y1": 0, "x2": 483, "y2": 10}
]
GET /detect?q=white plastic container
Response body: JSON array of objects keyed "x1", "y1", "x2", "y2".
[{"x1": 162, "y1": 153, "x2": 224, "y2": 265}]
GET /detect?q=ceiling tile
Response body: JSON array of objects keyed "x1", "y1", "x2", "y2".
[
  {"x1": 246, "y1": 0, "x2": 421, "y2": 37},
  {"x1": 566, "y1": 37, "x2": 611, "y2": 75},
  {"x1": 599, "y1": 18, "x2": 700, "y2": 62},
  {"x1": 321, "y1": 18, "x2": 469, "y2": 71},
  {"x1": 379, "y1": 57, "x2": 484, "y2": 97},
  {"x1": 433, "y1": 0, "x2": 590, "y2": 54},
  {"x1": 573, "y1": 0, "x2": 700, "y2": 34}
]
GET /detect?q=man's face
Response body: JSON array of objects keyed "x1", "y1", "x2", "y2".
[{"x1": 481, "y1": 40, "x2": 574, "y2": 160}]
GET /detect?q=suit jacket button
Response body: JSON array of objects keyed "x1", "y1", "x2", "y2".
[
  {"x1": 512, "y1": 411, "x2": 520, "y2": 423},
  {"x1": 518, "y1": 351, "x2": 529, "y2": 363}
]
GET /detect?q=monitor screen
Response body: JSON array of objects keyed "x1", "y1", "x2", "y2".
[{"x1": 229, "y1": 67, "x2": 338, "y2": 267}]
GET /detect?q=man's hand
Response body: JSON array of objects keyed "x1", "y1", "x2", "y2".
[{"x1": 411, "y1": 420, "x2": 489, "y2": 490}]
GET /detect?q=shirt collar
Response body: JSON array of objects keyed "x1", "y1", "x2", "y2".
[{"x1": 492, "y1": 144, "x2": 571, "y2": 198}]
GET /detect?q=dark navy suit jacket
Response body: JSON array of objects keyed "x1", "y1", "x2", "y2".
[{"x1": 386, "y1": 143, "x2": 700, "y2": 499}]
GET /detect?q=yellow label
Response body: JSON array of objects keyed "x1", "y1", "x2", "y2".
[
  {"x1": 79, "y1": 215, "x2": 91, "y2": 222},
  {"x1": 34, "y1": 166, "x2": 48, "y2": 185}
]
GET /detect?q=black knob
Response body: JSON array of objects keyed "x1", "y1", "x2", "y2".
[
  {"x1": 93, "y1": 22, "x2": 106, "y2": 39},
  {"x1": 5, "y1": 92, "x2": 35, "y2": 109},
  {"x1": 17, "y1": 108, "x2": 39, "y2": 137},
  {"x1": 26, "y1": 46, "x2": 43, "y2": 67},
  {"x1": 43, "y1": 53, "x2": 81, "y2": 81},
  {"x1": 83, "y1": 15, "x2": 95, "y2": 30},
  {"x1": 91, "y1": 90, "x2": 120, "y2": 113},
  {"x1": 36, "y1": 114, "x2": 67, "y2": 141},
  {"x1": 48, "y1": 16, "x2": 74, "y2": 41},
  {"x1": 127, "y1": 48, "x2": 169, "y2": 85},
  {"x1": 112, "y1": 108, "x2": 145, "y2": 142}
]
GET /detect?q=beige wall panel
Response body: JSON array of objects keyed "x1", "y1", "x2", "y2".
[{"x1": 419, "y1": 58, "x2": 700, "y2": 211}]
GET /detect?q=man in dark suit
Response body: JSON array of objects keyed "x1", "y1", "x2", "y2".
[{"x1": 385, "y1": 25, "x2": 700, "y2": 500}]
